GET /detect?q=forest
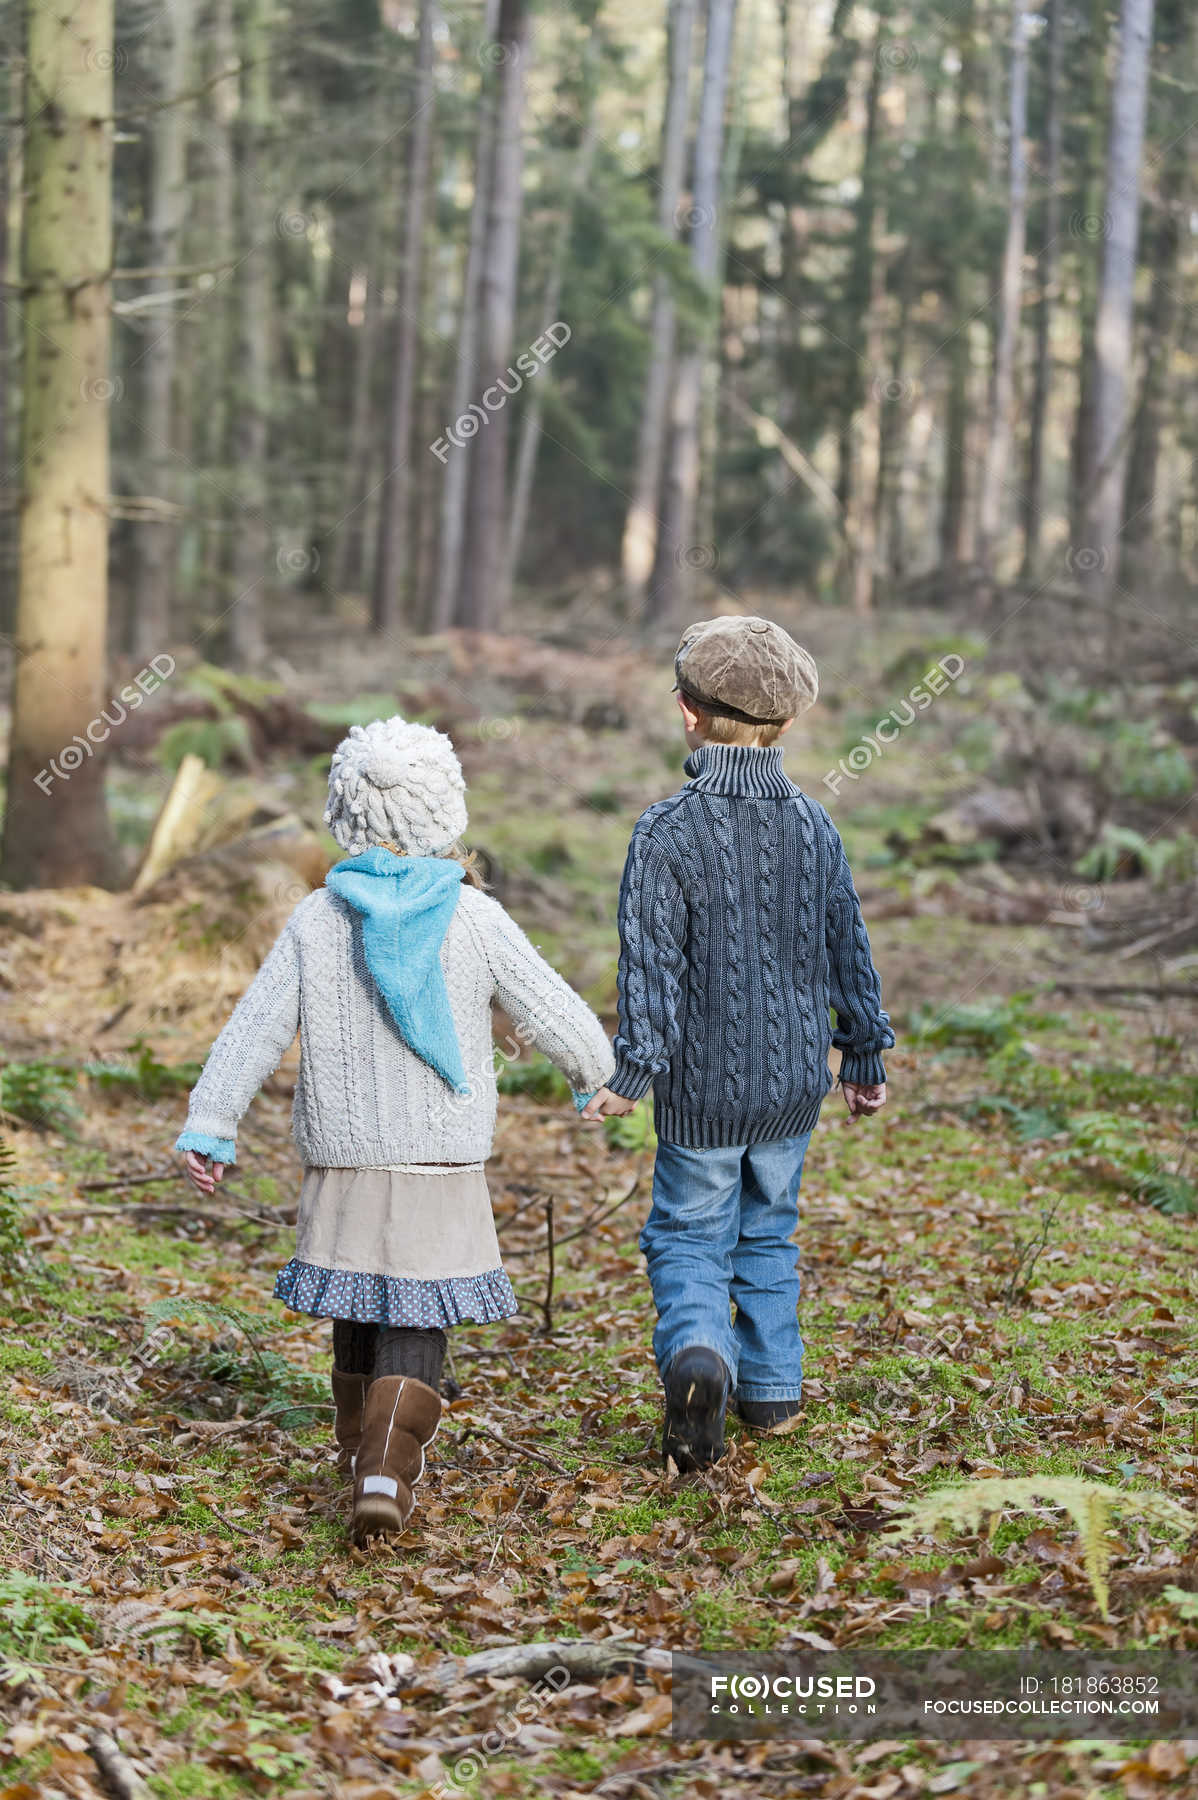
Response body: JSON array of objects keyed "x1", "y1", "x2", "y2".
[{"x1": 1, "y1": 0, "x2": 1198, "y2": 1793}]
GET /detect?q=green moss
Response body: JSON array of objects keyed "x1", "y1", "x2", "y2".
[
  {"x1": 149, "y1": 1765, "x2": 249, "y2": 1799},
  {"x1": 0, "y1": 1339, "x2": 52, "y2": 1376}
]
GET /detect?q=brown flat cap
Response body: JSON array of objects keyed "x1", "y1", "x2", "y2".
[{"x1": 675, "y1": 616, "x2": 819, "y2": 725}]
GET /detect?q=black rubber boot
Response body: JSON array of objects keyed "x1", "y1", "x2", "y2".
[
  {"x1": 736, "y1": 1396, "x2": 802, "y2": 1431},
  {"x1": 662, "y1": 1346, "x2": 730, "y2": 1472}
]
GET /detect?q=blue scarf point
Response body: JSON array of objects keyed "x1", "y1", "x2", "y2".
[{"x1": 326, "y1": 847, "x2": 470, "y2": 1093}]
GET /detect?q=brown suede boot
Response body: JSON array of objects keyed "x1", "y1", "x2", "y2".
[
  {"x1": 352, "y1": 1376, "x2": 441, "y2": 1541},
  {"x1": 331, "y1": 1369, "x2": 371, "y2": 1472}
]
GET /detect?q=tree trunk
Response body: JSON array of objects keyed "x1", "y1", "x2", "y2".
[
  {"x1": 1068, "y1": 0, "x2": 1110, "y2": 543},
  {"x1": 851, "y1": 245, "x2": 888, "y2": 613},
  {"x1": 194, "y1": 0, "x2": 237, "y2": 622},
  {"x1": 456, "y1": 0, "x2": 529, "y2": 631},
  {"x1": 413, "y1": 267, "x2": 444, "y2": 621},
  {"x1": 877, "y1": 248, "x2": 912, "y2": 586},
  {"x1": 1083, "y1": 0, "x2": 1155, "y2": 605},
  {"x1": 1121, "y1": 163, "x2": 1183, "y2": 566},
  {"x1": 776, "y1": 0, "x2": 853, "y2": 434},
  {"x1": 1119, "y1": 206, "x2": 1177, "y2": 568},
  {"x1": 430, "y1": 0, "x2": 499, "y2": 633},
  {"x1": 939, "y1": 2, "x2": 977, "y2": 568},
  {"x1": 650, "y1": 0, "x2": 740, "y2": 623},
  {"x1": 0, "y1": 50, "x2": 18, "y2": 639},
  {"x1": 506, "y1": 55, "x2": 599, "y2": 596},
  {"x1": 977, "y1": 0, "x2": 1030, "y2": 587},
  {"x1": 835, "y1": 9, "x2": 886, "y2": 525},
  {"x1": 1020, "y1": 0, "x2": 1062, "y2": 576},
  {"x1": 372, "y1": 0, "x2": 437, "y2": 633},
  {"x1": 129, "y1": 0, "x2": 195, "y2": 660},
  {"x1": 330, "y1": 177, "x2": 387, "y2": 601},
  {"x1": 226, "y1": 0, "x2": 271, "y2": 667},
  {"x1": 0, "y1": 0, "x2": 117, "y2": 888},
  {"x1": 619, "y1": 0, "x2": 696, "y2": 607},
  {"x1": 696, "y1": 0, "x2": 755, "y2": 565}
]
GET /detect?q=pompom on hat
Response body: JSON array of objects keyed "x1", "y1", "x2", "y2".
[{"x1": 324, "y1": 717, "x2": 468, "y2": 857}]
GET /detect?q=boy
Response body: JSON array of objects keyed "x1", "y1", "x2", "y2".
[{"x1": 582, "y1": 617, "x2": 892, "y2": 1470}]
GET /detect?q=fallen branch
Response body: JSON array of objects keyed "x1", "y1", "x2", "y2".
[
  {"x1": 503, "y1": 1173, "x2": 643, "y2": 1257},
  {"x1": 1045, "y1": 979, "x2": 1198, "y2": 1002},
  {"x1": 543, "y1": 1196, "x2": 555, "y2": 1334},
  {"x1": 454, "y1": 1422, "x2": 571, "y2": 1477},
  {"x1": 417, "y1": 1637, "x2": 673, "y2": 1690},
  {"x1": 207, "y1": 1502, "x2": 258, "y2": 1537},
  {"x1": 52, "y1": 1200, "x2": 285, "y2": 1227},
  {"x1": 87, "y1": 1728, "x2": 153, "y2": 1800},
  {"x1": 173, "y1": 1399, "x2": 333, "y2": 1438},
  {"x1": 79, "y1": 1170, "x2": 178, "y2": 1192},
  {"x1": 725, "y1": 392, "x2": 846, "y2": 533}
]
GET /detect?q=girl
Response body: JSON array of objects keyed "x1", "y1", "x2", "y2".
[{"x1": 175, "y1": 716, "x2": 614, "y2": 1540}]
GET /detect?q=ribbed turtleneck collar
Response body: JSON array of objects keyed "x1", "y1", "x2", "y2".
[{"x1": 683, "y1": 742, "x2": 800, "y2": 798}]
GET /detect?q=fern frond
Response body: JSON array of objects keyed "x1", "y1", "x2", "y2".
[
  {"x1": 143, "y1": 1296, "x2": 269, "y2": 1340},
  {"x1": 887, "y1": 1477, "x2": 1193, "y2": 1619}
]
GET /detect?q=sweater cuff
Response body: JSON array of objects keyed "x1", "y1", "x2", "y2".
[
  {"x1": 837, "y1": 1050, "x2": 888, "y2": 1088},
  {"x1": 605, "y1": 1053, "x2": 657, "y2": 1103},
  {"x1": 175, "y1": 1130, "x2": 236, "y2": 1163}
]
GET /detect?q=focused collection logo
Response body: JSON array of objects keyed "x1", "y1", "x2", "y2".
[{"x1": 709, "y1": 1672, "x2": 878, "y2": 1716}]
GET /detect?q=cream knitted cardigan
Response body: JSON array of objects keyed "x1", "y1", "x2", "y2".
[{"x1": 177, "y1": 886, "x2": 615, "y2": 1167}]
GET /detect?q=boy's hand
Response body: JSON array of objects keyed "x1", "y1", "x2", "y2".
[
  {"x1": 579, "y1": 1086, "x2": 638, "y2": 1125},
  {"x1": 183, "y1": 1150, "x2": 225, "y2": 1195},
  {"x1": 841, "y1": 1081, "x2": 886, "y2": 1122}
]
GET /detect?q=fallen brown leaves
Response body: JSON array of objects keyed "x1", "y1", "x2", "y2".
[{"x1": 3, "y1": 839, "x2": 1198, "y2": 1794}]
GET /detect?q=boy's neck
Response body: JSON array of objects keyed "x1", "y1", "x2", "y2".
[{"x1": 683, "y1": 741, "x2": 799, "y2": 799}]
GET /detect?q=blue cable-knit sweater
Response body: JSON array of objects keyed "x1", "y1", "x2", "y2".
[{"x1": 607, "y1": 742, "x2": 894, "y2": 1148}]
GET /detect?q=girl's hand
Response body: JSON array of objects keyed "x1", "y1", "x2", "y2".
[
  {"x1": 842, "y1": 1081, "x2": 886, "y2": 1122},
  {"x1": 183, "y1": 1150, "x2": 225, "y2": 1195},
  {"x1": 579, "y1": 1086, "x2": 638, "y2": 1125}
]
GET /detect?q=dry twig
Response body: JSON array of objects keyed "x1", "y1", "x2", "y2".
[{"x1": 87, "y1": 1728, "x2": 153, "y2": 1800}]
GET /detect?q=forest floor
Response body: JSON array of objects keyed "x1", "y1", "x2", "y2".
[{"x1": 1, "y1": 603, "x2": 1198, "y2": 1798}]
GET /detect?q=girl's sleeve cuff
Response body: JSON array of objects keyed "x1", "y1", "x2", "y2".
[{"x1": 175, "y1": 1130, "x2": 236, "y2": 1162}]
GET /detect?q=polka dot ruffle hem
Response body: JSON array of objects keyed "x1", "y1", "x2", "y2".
[{"x1": 273, "y1": 1257, "x2": 519, "y2": 1328}]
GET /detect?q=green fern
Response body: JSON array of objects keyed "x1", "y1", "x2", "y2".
[
  {"x1": 909, "y1": 996, "x2": 1060, "y2": 1051},
  {"x1": 1138, "y1": 1169, "x2": 1198, "y2": 1216},
  {"x1": 1075, "y1": 823, "x2": 1192, "y2": 885},
  {"x1": 143, "y1": 1296, "x2": 271, "y2": 1348},
  {"x1": 85, "y1": 1039, "x2": 201, "y2": 1101},
  {"x1": 0, "y1": 1060, "x2": 80, "y2": 1133},
  {"x1": 1049, "y1": 1113, "x2": 1196, "y2": 1214},
  {"x1": 961, "y1": 1094, "x2": 1066, "y2": 1141},
  {"x1": 1163, "y1": 1586, "x2": 1198, "y2": 1621},
  {"x1": 157, "y1": 714, "x2": 254, "y2": 773},
  {"x1": 0, "y1": 1572, "x2": 94, "y2": 1690},
  {"x1": 142, "y1": 1298, "x2": 322, "y2": 1422},
  {"x1": 0, "y1": 1138, "x2": 25, "y2": 1277},
  {"x1": 887, "y1": 1477, "x2": 1193, "y2": 1619},
  {"x1": 142, "y1": 1296, "x2": 278, "y2": 1380},
  {"x1": 497, "y1": 1055, "x2": 571, "y2": 1101},
  {"x1": 604, "y1": 1101, "x2": 657, "y2": 1152}
]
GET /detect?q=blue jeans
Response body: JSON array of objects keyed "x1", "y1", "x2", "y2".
[{"x1": 639, "y1": 1134, "x2": 811, "y2": 1404}]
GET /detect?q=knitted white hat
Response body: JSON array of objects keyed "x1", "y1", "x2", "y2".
[{"x1": 324, "y1": 717, "x2": 468, "y2": 857}]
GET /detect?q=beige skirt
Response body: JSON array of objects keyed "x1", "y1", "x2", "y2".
[{"x1": 273, "y1": 1164, "x2": 519, "y2": 1328}]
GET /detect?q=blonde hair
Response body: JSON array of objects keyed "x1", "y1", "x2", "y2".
[
  {"x1": 378, "y1": 838, "x2": 487, "y2": 889},
  {"x1": 693, "y1": 709, "x2": 789, "y2": 748}
]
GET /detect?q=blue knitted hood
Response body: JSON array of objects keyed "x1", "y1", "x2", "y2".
[{"x1": 325, "y1": 847, "x2": 469, "y2": 1093}]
